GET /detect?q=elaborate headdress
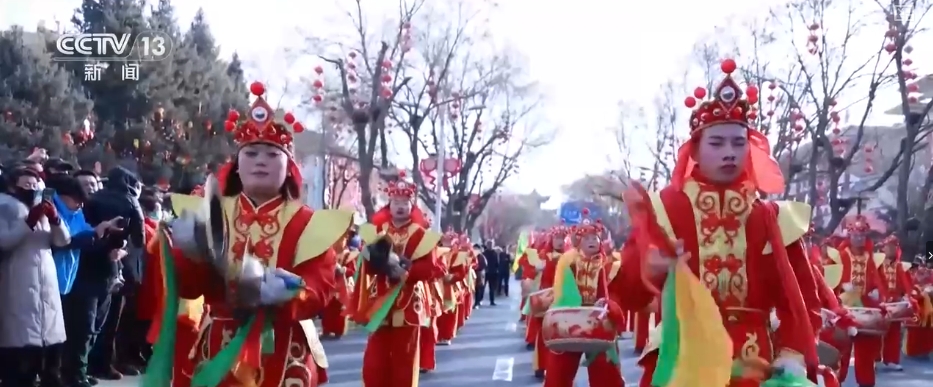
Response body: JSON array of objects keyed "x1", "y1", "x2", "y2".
[
  {"x1": 370, "y1": 170, "x2": 429, "y2": 227},
  {"x1": 383, "y1": 170, "x2": 417, "y2": 201},
  {"x1": 214, "y1": 81, "x2": 304, "y2": 198},
  {"x1": 672, "y1": 59, "x2": 784, "y2": 194},
  {"x1": 883, "y1": 234, "x2": 899, "y2": 247},
  {"x1": 845, "y1": 215, "x2": 871, "y2": 233},
  {"x1": 574, "y1": 208, "x2": 605, "y2": 238},
  {"x1": 549, "y1": 221, "x2": 572, "y2": 238}
]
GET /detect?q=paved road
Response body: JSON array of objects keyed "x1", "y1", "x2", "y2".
[{"x1": 101, "y1": 284, "x2": 933, "y2": 386}]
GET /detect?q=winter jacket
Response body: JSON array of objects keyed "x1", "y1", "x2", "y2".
[
  {"x1": 83, "y1": 167, "x2": 145, "y2": 284},
  {"x1": 0, "y1": 192, "x2": 71, "y2": 347},
  {"x1": 50, "y1": 193, "x2": 98, "y2": 294}
]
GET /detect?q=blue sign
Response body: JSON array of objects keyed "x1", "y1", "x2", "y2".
[{"x1": 559, "y1": 201, "x2": 602, "y2": 225}]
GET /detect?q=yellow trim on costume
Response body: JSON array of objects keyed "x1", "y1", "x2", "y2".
[
  {"x1": 526, "y1": 248, "x2": 541, "y2": 266},
  {"x1": 294, "y1": 209, "x2": 355, "y2": 266},
  {"x1": 169, "y1": 193, "x2": 203, "y2": 215},
  {"x1": 413, "y1": 230, "x2": 442, "y2": 260},
  {"x1": 436, "y1": 247, "x2": 451, "y2": 257},
  {"x1": 608, "y1": 260, "x2": 622, "y2": 280},
  {"x1": 611, "y1": 251, "x2": 621, "y2": 261},
  {"x1": 358, "y1": 223, "x2": 379, "y2": 244},
  {"x1": 551, "y1": 250, "x2": 579, "y2": 304},
  {"x1": 826, "y1": 247, "x2": 841, "y2": 264},
  {"x1": 647, "y1": 191, "x2": 675, "y2": 241},
  {"x1": 872, "y1": 252, "x2": 885, "y2": 268},
  {"x1": 902, "y1": 262, "x2": 913, "y2": 270},
  {"x1": 454, "y1": 251, "x2": 470, "y2": 267},
  {"x1": 822, "y1": 264, "x2": 843, "y2": 289},
  {"x1": 762, "y1": 201, "x2": 811, "y2": 254},
  {"x1": 178, "y1": 297, "x2": 205, "y2": 327}
]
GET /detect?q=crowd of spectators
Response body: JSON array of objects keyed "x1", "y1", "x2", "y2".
[{"x1": 0, "y1": 151, "x2": 164, "y2": 387}]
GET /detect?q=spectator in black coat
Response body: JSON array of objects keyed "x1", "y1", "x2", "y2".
[
  {"x1": 83, "y1": 167, "x2": 145, "y2": 380},
  {"x1": 481, "y1": 241, "x2": 500, "y2": 306},
  {"x1": 497, "y1": 248, "x2": 512, "y2": 297}
]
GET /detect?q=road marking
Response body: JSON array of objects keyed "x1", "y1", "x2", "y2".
[
  {"x1": 505, "y1": 322, "x2": 517, "y2": 332},
  {"x1": 492, "y1": 356, "x2": 514, "y2": 381}
]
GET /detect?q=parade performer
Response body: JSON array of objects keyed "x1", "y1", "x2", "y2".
[
  {"x1": 877, "y1": 234, "x2": 912, "y2": 371},
  {"x1": 141, "y1": 186, "x2": 210, "y2": 387},
  {"x1": 617, "y1": 59, "x2": 821, "y2": 387},
  {"x1": 518, "y1": 235, "x2": 545, "y2": 349},
  {"x1": 142, "y1": 81, "x2": 354, "y2": 387},
  {"x1": 437, "y1": 229, "x2": 469, "y2": 345},
  {"x1": 905, "y1": 264, "x2": 933, "y2": 358},
  {"x1": 457, "y1": 236, "x2": 478, "y2": 328},
  {"x1": 530, "y1": 224, "x2": 572, "y2": 379},
  {"x1": 352, "y1": 173, "x2": 444, "y2": 387},
  {"x1": 826, "y1": 216, "x2": 886, "y2": 387},
  {"x1": 542, "y1": 210, "x2": 626, "y2": 387},
  {"x1": 320, "y1": 233, "x2": 360, "y2": 338}
]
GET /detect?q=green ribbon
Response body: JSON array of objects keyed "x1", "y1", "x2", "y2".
[
  {"x1": 141, "y1": 233, "x2": 180, "y2": 387},
  {"x1": 363, "y1": 285, "x2": 404, "y2": 333},
  {"x1": 761, "y1": 370, "x2": 817, "y2": 387}
]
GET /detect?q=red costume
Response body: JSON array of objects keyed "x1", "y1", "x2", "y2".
[
  {"x1": 519, "y1": 235, "x2": 546, "y2": 348},
  {"x1": 320, "y1": 246, "x2": 358, "y2": 337},
  {"x1": 905, "y1": 266, "x2": 933, "y2": 357},
  {"x1": 436, "y1": 231, "x2": 470, "y2": 344},
  {"x1": 878, "y1": 235, "x2": 912, "y2": 369},
  {"x1": 617, "y1": 59, "x2": 820, "y2": 387},
  {"x1": 457, "y1": 242, "x2": 478, "y2": 328},
  {"x1": 530, "y1": 226, "x2": 571, "y2": 379},
  {"x1": 826, "y1": 216, "x2": 887, "y2": 387},
  {"x1": 143, "y1": 83, "x2": 349, "y2": 387},
  {"x1": 542, "y1": 211, "x2": 626, "y2": 387},
  {"x1": 353, "y1": 176, "x2": 444, "y2": 387}
]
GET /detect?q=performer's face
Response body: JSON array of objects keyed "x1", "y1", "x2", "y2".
[
  {"x1": 849, "y1": 232, "x2": 865, "y2": 246},
  {"x1": 694, "y1": 123, "x2": 748, "y2": 184},
  {"x1": 238, "y1": 143, "x2": 288, "y2": 197},
  {"x1": 580, "y1": 234, "x2": 600, "y2": 255},
  {"x1": 389, "y1": 197, "x2": 411, "y2": 219},
  {"x1": 551, "y1": 236, "x2": 565, "y2": 250},
  {"x1": 884, "y1": 244, "x2": 897, "y2": 257}
]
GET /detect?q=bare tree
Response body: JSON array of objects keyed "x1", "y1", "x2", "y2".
[
  {"x1": 763, "y1": 0, "x2": 930, "y2": 233},
  {"x1": 476, "y1": 196, "x2": 537, "y2": 247},
  {"x1": 387, "y1": 0, "x2": 548, "y2": 232},
  {"x1": 296, "y1": 0, "x2": 423, "y2": 219},
  {"x1": 325, "y1": 156, "x2": 360, "y2": 209}
]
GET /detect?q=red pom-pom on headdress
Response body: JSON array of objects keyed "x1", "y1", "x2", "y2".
[
  {"x1": 574, "y1": 207, "x2": 604, "y2": 237},
  {"x1": 845, "y1": 215, "x2": 871, "y2": 233},
  {"x1": 683, "y1": 59, "x2": 759, "y2": 134},
  {"x1": 549, "y1": 220, "x2": 571, "y2": 237},
  {"x1": 223, "y1": 81, "x2": 305, "y2": 153},
  {"x1": 383, "y1": 170, "x2": 416, "y2": 200}
]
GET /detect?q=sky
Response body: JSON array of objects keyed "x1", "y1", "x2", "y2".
[{"x1": 3, "y1": 0, "x2": 932, "y2": 208}]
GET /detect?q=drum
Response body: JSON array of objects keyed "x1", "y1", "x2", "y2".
[
  {"x1": 845, "y1": 307, "x2": 887, "y2": 335},
  {"x1": 817, "y1": 325, "x2": 851, "y2": 370},
  {"x1": 520, "y1": 279, "x2": 535, "y2": 299},
  {"x1": 882, "y1": 301, "x2": 914, "y2": 322},
  {"x1": 541, "y1": 306, "x2": 616, "y2": 353},
  {"x1": 528, "y1": 289, "x2": 554, "y2": 317}
]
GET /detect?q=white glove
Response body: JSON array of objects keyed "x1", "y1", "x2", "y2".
[
  {"x1": 869, "y1": 289, "x2": 880, "y2": 300},
  {"x1": 772, "y1": 355, "x2": 807, "y2": 377},
  {"x1": 769, "y1": 312, "x2": 781, "y2": 330},
  {"x1": 841, "y1": 282, "x2": 853, "y2": 292},
  {"x1": 259, "y1": 268, "x2": 299, "y2": 305},
  {"x1": 335, "y1": 265, "x2": 346, "y2": 275},
  {"x1": 847, "y1": 326, "x2": 859, "y2": 337},
  {"x1": 534, "y1": 262, "x2": 545, "y2": 270}
]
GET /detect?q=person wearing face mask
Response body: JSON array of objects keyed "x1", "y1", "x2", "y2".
[
  {"x1": 143, "y1": 83, "x2": 354, "y2": 387},
  {"x1": 0, "y1": 167, "x2": 72, "y2": 387},
  {"x1": 614, "y1": 59, "x2": 822, "y2": 387}
]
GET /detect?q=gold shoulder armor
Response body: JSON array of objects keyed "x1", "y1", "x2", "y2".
[
  {"x1": 826, "y1": 247, "x2": 841, "y2": 264},
  {"x1": 763, "y1": 201, "x2": 811, "y2": 254},
  {"x1": 822, "y1": 264, "x2": 843, "y2": 289},
  {"x1": 294, "y1": 209, "x2": 355, "y2": 266},
  {"x1": 873, "y1": 253, "x2": 885, "y2": 268}
]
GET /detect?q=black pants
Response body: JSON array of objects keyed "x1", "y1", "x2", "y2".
[
  {"x1": 116, "y1": 286, "x2": 151, "y2": 366},
  {"x1": 486, "y1": 275, "x2": 499, "y2": 305},
  {"x1": 1, "y1": 344, "x2": 64, "y2": 387},
  {"x1": 474, "y1": 275, "x2": 486, "y2": 306},
  {"x1": 62, "y1": 285, "x2": 111, "y2": 382},
  {"x1": 89, "y1": 289, "x2": 124, "y2": 374},
  {"x1": 498, "y1": 275, "x2": 509, "y2": 297}
]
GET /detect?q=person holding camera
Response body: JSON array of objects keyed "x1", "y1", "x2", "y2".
[{"x1": 0, "y1": 168, "x2": 72, "y2": 387}]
